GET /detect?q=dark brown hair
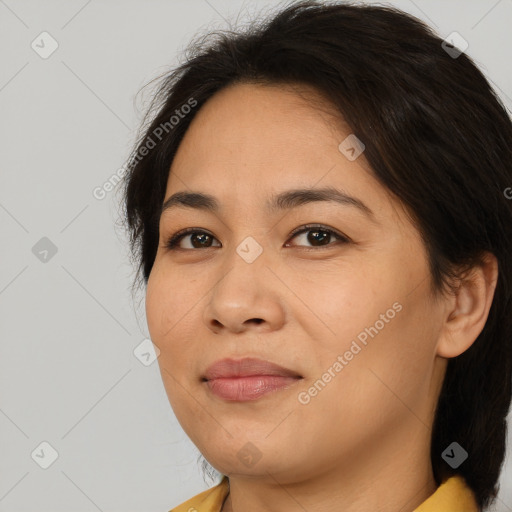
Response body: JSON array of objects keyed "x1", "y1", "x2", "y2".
[{"x1": 120, "y1": 1, "x2": 512, "y2": 508}]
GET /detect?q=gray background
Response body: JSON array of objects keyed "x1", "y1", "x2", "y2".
[{"x1": 1, "y1": 0, "x2": 511, "y2": 510}]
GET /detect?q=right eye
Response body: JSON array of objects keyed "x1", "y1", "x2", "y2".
[{"x1": 164, "y1": 228, "x2": 221, "y2": 250}]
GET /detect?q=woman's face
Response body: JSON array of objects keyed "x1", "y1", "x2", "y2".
[{"x1": 146, "y1": 82, "x2": 448, "y2": 482}]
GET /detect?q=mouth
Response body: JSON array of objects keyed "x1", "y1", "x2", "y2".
[{"x1": 202, "y1": 357, "x2": 303, "y2": 402}]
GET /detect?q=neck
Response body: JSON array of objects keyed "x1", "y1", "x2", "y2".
[{"x1": 221, "y1": 422, "x2": 437, "y2": 512}]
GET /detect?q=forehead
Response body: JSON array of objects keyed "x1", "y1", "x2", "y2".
[
  {"x1": 174, "y1": 82, "x2": 350, "y2": 155},
  {"x1": 164, "y1": 82, "x2": 398, "y2": 221}
]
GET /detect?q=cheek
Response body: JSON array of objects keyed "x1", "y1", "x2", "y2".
[
  {"x1": 325, "y1": 286, "x2": 438, "y2": 421},
  {"x1": 289, "y1": 262, "x2": 389, "y2": 355},
  {"x1": 294, "y1": 299, "x2": 437, "y2": 452},
  {"x1": 146, "y1": 265, "x2": 203, "y2": 420},
  {"x1": 300, "y1": 255, "x2": 437, "y2": 397},
  {"x1": 146, "y1": 263, "x2": 195, "y2": 340},
  {"x1": 145, "y1": 265, "x2": 193, "y2": 374},
  {"x1": 145, "y1": 272, "x2": 159, "y2": 339}
]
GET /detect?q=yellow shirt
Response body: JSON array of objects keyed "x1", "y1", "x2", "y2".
[{"x1": 169, "y1": 474, "x2": 480, "y2": 512}]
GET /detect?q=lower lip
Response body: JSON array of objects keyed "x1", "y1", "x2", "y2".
[{"x1": 205, "y1": 375, "x2": 301, "y2": 401}]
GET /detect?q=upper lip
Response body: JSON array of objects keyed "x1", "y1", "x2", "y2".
[{"x1": 202, "y1": 357, "x2": 302, "y2": 380}]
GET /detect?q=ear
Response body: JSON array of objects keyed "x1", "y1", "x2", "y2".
[{"x1": 436, "y1": 252, "x2": 499, "y2": 358}]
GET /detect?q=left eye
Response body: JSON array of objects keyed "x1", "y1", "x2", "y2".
[
  {"x1": 285, "y1": 224, "x2": 350, "y2": 248},
  {"x1": 164, "y1": 224, "x2": 350, "y2": 250}
]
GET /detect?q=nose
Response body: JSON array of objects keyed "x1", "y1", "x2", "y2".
[{"x1": 202, "y1": 246, "x2": 286, "y2": 335}]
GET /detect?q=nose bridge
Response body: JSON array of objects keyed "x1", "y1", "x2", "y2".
[
  {"x1": 220, "y1": 209, "x2": 272, "y2": 267},
  {"x1": 203, "y1": 229, "x2": 284, "y2": 332},
  {"x1": 218, "y1": 230, "x2": 269, "y2": 301},
  {"x1": 235, "y1": 232, "x2": 266, "y2": 265}
]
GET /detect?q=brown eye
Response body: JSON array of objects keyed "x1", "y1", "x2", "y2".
[
  {"x1": 165, "y1": 229, "x2": 221, "y2": 250},
  {"x1": 285, "y1": 224, "x2": 350, "y2": 248},
  {"x1": 164, "y1": 224, "x2": 350, "y2": 251}
]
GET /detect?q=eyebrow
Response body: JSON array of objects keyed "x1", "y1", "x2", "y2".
[{"x1": 161, "y1": 186, "x2": 376, "y2": 222}]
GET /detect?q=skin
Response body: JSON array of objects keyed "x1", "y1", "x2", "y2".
[{"x1": 145, "y1": 82, "x2": 498, "y2": 512}]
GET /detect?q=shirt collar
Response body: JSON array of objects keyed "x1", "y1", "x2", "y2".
[
  {"x1": 413, "y1": 475, "x2": 479, "y2": 511},
  {"x1": 171, "y1": 474, "x2": 479, "y2": 512}
]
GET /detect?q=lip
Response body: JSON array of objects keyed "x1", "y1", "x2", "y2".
[
  {"x1": 202, "y1": 357, "x2": 303, "y2": 402},
  {"x1": 203, "y1": 357, "x2": 302, "y2": 380}
]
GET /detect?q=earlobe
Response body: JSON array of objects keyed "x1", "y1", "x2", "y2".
[{"x1": 436, "y1": 252, "x2": 498, "y2": 359}]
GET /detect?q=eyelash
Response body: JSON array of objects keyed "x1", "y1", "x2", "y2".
[{"x1": 164, "y1": 224, "x2": 350, "y2": 251}]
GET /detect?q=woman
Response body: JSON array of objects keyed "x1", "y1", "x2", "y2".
[{"x1": 120, "y1": 1, "x2": 512, "y2": 510}]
